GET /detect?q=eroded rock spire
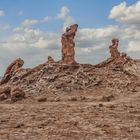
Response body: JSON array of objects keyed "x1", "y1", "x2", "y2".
[
  {"x1": 0, "y1": 58, "x2": 24, "y2": 85},
  {"x1": 61, "y1": 24, "x2": 78, "y2": 64},
  {"x1": 109, "y1": 38, "x2": 120, "y2": 59}
]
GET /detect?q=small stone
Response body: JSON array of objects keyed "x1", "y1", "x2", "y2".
[
  {"x1": 37, "y1": 97, "x2": 47, "y2": 102},
  {"x1": 14, "y1": 123, "x2": 24, "y2": 128},
  {"x1": 99, "y1": 104, "x2": 103, "y2": 107}
]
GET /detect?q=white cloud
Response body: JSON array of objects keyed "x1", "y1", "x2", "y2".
[
  {"x1": 57, "y1": 6, "x2": 69, "y2": 19},
  {"x1": 109, "y1": 1, "x2": 140, "y2": 25},
  {"x1": 0, "y1": 10, "x2": 5, "y2": 16},
  {"x1": 21, "y1": 19, "x2": 39, "y2": 27},
  {"x1": 2, "y1": 27, "x2": 60, "y2": 51},
  {"x1": 78, "y1": 26, "x2": 119, "y2": 41},
  {"x1": 108, "y1": 1, "x2": 140, "y2": 55},
  {"x1": 109, "y1": 2, "x2": 126, "y2": 19},
  {"x1": 57, "y1": 6, "x2": 75, "y2": 29},
  {"x1": 127, "y1": 41, "x2": 140, "y2": 52},
  {"x1": 0, "y1": 27, "x2": 60, "y2": 74},
  {"x1": 21, "y1": 16, "x2": 50, "y2": 27}
]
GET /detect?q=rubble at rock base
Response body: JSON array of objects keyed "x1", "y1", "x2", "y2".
[{"x1": 0, "y1": 86, "x2": 25, "y2": 102}]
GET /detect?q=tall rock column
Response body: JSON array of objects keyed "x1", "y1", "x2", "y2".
[
  {"x1": 109, "y1": 38, "x2": 120, "y2": 59},
  {"x1": 61, "y1": 24, "x2": 78, "y2": 64}
]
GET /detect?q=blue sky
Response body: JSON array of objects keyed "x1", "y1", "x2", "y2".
[
  {"x1": 0, "y1": 0, "x2": 137, "y2": 29},
  {"x1": 0, "y1": 0, "x2": 140, "y2": 74}
]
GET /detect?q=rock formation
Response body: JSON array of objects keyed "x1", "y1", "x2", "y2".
[
  {"x1": 0, "y1": 58, "x2": 24, "y2": 85},
  {"x1": 0, "y1": 29, "x2": 139, "y2": 104},
  {"x1": 61, "y1": 24, "x2": 78, "y2": 64},
  {"x1": 108, "y1": 39, "x2": 130, "y2": 70},
  {"x1": 109, "y1": 38, "x2": 120, "y2": 59},
  {"x1": 0, "y1": 24, "x2": 140, "y2": 140}
]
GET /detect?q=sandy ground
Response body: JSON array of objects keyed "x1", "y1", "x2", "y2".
[{"x1": 0, "y1": 89, "x2": 140, "y2": 140}]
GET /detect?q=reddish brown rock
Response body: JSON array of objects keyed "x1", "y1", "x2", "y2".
[
  {"x1": 61, "y1": 24, "x2": 78, "y2": 64},
  {"x1": 0, "y1": 86, "x2": 11, "y2": 101},
  {"x1": 115, "y1": 52, "x2": 130, "y2": 70},
  {"x1": 108, "y1": 39, "x2": 131, "y2": 70},
  {"x1": 11, "y1": 87, "x2": 25, "y2": 102},
  {"x1": 0, "y1": 86, "x2": 25, "y2": 102},
  {"x1": 0, "y1": 58, "x2": 24, "y2": 85},
  {"x1": 109, "y1": 38, "x2": 120, "y2": 59}
]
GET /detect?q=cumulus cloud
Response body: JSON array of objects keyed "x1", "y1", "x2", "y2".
[
  {"x1": 109, "y1": 1, "x2": 140, "y2": 25},
  {"x1": 57, "y1": 6, "x2": 75, "y2": 29},
  {"x1": 109, "y1": 1, "x2": 140, "y2": 55},
  {"x1": 21, "y1": 16, "x2": 50, "y2": 27},
  {"x1": 0, "y1": 10, "x2": 5, "y2": 16},
  {"x1": 127, "y1": 41, "x2": 140, "y2": 52},
  {"x1": 21, "y1": 19, "x2": 39, "y2": 27},
  {"x1": 78, "y1": 26, "x2": 119, "y2": 42},
  {"x1": 75, "y1": 25, "x2": 120, "y2": 58},
  {"x1": 57, "y1": 6, "x2": 69, "y2": 19},
  {"x1": 0, "y1": 27, "x2": 61, "y2": 74},
  {"x1": 9, "y1": 27, "x2": 60, "y2": 49}
]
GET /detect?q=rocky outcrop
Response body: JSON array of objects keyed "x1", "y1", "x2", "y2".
[
  {"x1": 108, "y1": 39, "x2": 131, "y2": 70},
  {"x1": 11, "y1": 87, "x2": 25, "y2": 102},
  {"x1": 124, "y1": 59, "x2": 140, "y2": 78},
  {"x1": 0, "y1": 58, "x2": 24, "y2": 85},
  {"x1": 0, "y1": 27, "x2": 139, "y2": 103},
  {"x1": 1, "y1": 59, "x2": 138, "y2": 102},
  {"x1": 61, "y1": 24, "x2": 78, "y2": 64},
  {"x1": 0, "y1": 86, "x2": 11, "y2": 101}
]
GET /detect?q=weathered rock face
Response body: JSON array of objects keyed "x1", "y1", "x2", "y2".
[
  {"x1": 108, "y1": 39, "x2": 131, "y2": 70},
  {"x1": 0, "y1": 86, "x2": 11, "y2": 101},
  {"x1": 61, "y1": 24, "x2": 78, "y2": 64},
  {"x1": 0, "y1": 86, "x2": 25, "y2": 102},
  {"x1": 109, "y1": 38, "x2": 120, "y2": 59},
  {"x1": 0, "y1": 58, "x2": 24, "y2": 85},
  {"x1": 11, "y1": 87, "x2": 25, "y2": 102},
  {"x1": 124, "y1": 59, "x2": 140, "y2": 78},
  {"x1": 1, "y1": 59, "x2": 138, "y2": 102}
]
